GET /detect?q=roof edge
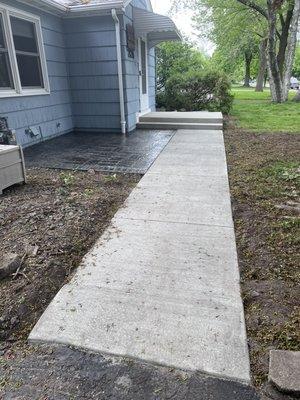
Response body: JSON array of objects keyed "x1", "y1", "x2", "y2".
[{"x1": 17, "y1": 0, "x2": 128, "y2": 16}]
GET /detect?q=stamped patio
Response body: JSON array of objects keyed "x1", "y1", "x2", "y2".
[{"x1": 24, "y1": 129, "x2": 174, "y2": 174}]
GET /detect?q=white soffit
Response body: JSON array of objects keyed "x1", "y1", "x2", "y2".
[{"x1": 133, "y1": 6, "x2": 181, "y2": 47}]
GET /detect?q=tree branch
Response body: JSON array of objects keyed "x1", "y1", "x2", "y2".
[
  {"x1": 279, "y1": 12, "x2": 285, "y2": 27},
  {"x1": 236, "y1": 0, "x2": 268, "y2": 19}
]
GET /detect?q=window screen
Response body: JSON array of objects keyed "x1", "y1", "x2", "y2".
[
  {"x1": 0, "y1": 14, "x2": 14, "y2": 89},
  {"x1": 10, "y1": 16, "x2": 43, "y2": 88}
]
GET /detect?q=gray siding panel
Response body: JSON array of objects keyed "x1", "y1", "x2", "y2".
[
  {"x1": 0, "y1": 0, "x2": 156, "y2": 142},
  {"x1": 72, "y1": 90, "x2": 119, "y2": 103},
  {"x1": 131, "y1": 0, "x2": 149, "y2": 9},
  {"x1": 0, "y1": 0, "x2": 73, "y2": 147},
  {"x1": 74, "y1": 115, "x2": 120, "y2": 131},
  {"x1": 65, "y1": 31, "x2": 116, "y2": 48},
  {"x1": 69, "y1": 76, "x2": 119, "y2": 90},
  {"x1": 123, "y1": 1, "x2": 156, "y2": 132},
  {"x1": 68, "y1": 61, "x2": 118, "y2": 77},
  {"x1": 66, "y1": 47, "x2": 117, "y2": 63},
  {"x1": 63, "y1": 16, "x2": 115, "y2": 33},
  {"x1": 72, "y1": 103, "x2": 121, "y2": 116},
  {"x1": 64, "y1": 16, "x2": 120, "y2": 132}
]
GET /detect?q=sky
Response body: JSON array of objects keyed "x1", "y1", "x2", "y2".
[{"x1": 151, "y1": 0, "x2": 215, "y2": 55}]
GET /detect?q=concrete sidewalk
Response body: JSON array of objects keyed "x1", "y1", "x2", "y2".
[{"x1": 29, "y1": 129, "x2": 251, "y2": 384}]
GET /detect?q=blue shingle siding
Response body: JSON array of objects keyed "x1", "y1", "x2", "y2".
[
  {"x1": 131, "y1": 0, "x2": 149, "y2": 9},
  {"x1": 0, "y1": 0, "x2": 73, "y2": 147},
  {"x1": 122, "y1": 0, "x2": 156, "y2": 132},
  {"x1": 63, "y1": 15, "x2": 121, "y2": 132},
  {"x1": 0, "y1": 0, "x2": 157, "y2": 144}
]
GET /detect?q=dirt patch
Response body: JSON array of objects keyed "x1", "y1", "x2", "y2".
[
  {"x1": 224, "y1": 119, "x2": 300, "y2": 388},
  {"x1": 0, "y1": 169, "x2": 140, "y2": 342},
  {"x1": 0, "y1": 343, "x2": 259, "y2": 400}
]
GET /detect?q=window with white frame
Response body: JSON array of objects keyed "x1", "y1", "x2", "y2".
[{"x1": 0, "y1": 3, "x2": 50, "y2": 97}]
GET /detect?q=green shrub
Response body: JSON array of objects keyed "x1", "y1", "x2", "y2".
[{"x1": 158, "y1": 70, "x2": 233, "y2": 114}]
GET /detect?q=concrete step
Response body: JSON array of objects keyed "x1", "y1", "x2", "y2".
[
  {"x1": 136, "y1": 122, "x2": 223, "y2": 130},
  {"x1": 139, "y1": 111, "x2": 223, "y2": 125},
  {"x1": 139, "y1": 116, "x2": 223, "y2": 124}
]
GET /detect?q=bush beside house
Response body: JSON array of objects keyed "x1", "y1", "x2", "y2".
[{"x1": 157, "y1": 70, "x2": 233, "y2": 114}]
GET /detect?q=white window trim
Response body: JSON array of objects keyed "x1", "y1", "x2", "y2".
[{"x1": 0, "y1": 2, "x2": 50, "y2": 98}]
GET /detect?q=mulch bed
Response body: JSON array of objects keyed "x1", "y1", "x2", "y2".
[
  {"x1": 0, "y1": 169, "x2": 140, "y2": 342},
  {"x1": 224, "y1": 118, "x2": 300, "y2": 388}
]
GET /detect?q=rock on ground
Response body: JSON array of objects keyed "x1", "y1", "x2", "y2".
[
  {"x1": 0, "y1": 253, "x2": 20, "y2": 280},
  {"x1": 269, "y1": 350, "x2": 300, "y2": 396}
]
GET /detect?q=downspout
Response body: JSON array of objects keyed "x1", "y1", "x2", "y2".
[{"x1": 111, "y1": 9, "x2": 126, "y2": 134}]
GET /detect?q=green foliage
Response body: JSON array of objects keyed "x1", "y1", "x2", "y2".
[
  {"x1": 159, "y1": 70, "x2": 233, "y2": 114},
  {"x1": 104, "y1": 173, "x2": 118, "y2": 183},
  {"x1": 156, "y1": 41, "x2": 207, "y2": 91},
  {"x1": 59, "y1": 172, "x2": 75, "y2": 186},
  {"x1": 173, "y1": 0, "x2": 265, "y2": 83},
  {"x1": 292, "y1": 45, "x2": 300, "y2": 78}
]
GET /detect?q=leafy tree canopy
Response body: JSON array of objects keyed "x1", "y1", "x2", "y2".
[{"x1": 156, "y1": 41, "x2": 208, "y2": 91}]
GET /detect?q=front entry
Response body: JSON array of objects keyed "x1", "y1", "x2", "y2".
[{"x1": 138, "y1": 38, "x2": 149, "y2": 114}]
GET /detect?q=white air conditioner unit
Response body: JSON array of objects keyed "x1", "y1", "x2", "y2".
[{"x1": 0, "y1": 145, "x2": 26, "y2": 194}]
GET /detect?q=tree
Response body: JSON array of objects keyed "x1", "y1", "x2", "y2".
[
  {"x1": 173, "y1": 0, "x2": 266, "y2": 88},
  {"x1": 236, "y1": 0, "x2": 300, "y2": 102},
  {"x1": 292, "y1": 44, "x2": 300, "y2": 76},
  {"x1": 156, "y1": 41, "x2": 207, "y2": 92},
  {"x1": 292, "y1": 46, "x2": 300, "y2": 101},
  {"x1": 256, "y1": 37, "x2": 268, "y2": 91},
  {"x1": 173, "y1": 0, "x2": 300, "y2": 102}
]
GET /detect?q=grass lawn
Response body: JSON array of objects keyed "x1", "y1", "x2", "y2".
[
  {"x1": 225, "y1": 87, "x2": 300, "y2": 391},
  {"x1": 231, "y1": 87, "x2": 300, "y2": 133}
]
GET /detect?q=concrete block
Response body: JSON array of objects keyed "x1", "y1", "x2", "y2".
[{"x1": 269, "y1": 350, "x2": 300, "y2": 396}]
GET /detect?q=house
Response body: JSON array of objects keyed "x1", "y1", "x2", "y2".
[{"x1": 0, "y1": 0, "x2": 180, "y2": 147}]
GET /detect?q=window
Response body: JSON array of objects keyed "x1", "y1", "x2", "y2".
[
  {"x1": 0, "y1": 3, "x2": 49, "y2": 97},
  {"x1": 0, "y1": 14, "x2": 14, "y2": 89}
]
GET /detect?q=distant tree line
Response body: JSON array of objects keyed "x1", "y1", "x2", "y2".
[{"x1": 171, "y1": 0, "x2": 300, "y2": 103}]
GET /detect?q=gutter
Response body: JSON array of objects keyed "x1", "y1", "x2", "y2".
[
  {"x1": 20, "y1": 0, "x2": 125, "y2": 16},
  {"x1": 111, "y1": 9, "x2": 127, "y2": 135},
  {"x1": 69, "y1": 3, "x2": 124, "y2": 13}
]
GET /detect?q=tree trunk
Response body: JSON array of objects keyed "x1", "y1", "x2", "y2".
[
  {"x1": 243, "y1": 51, "x2": 252, "y2": 87},
  {"x1": 277, "y1": 8, "x2": 294, "y2": 76},
  {"x1": 236, "y1": 0, "x2": 299, "y2": 103},
  {"x1": 282, "y1": 0, "x2": 300, "y2": 101},
  {"x1": 267, "y1": 0, "x2": 284, "y2": 102},
  {"x1": 256, "y1": 38, "x2": 268, "y2": 92}
]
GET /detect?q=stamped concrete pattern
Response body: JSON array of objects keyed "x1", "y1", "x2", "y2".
[
  {"x1": 29, "y1": 129, "x2": 251, "y2": 384},
  {"x1": 24, "y1": 130, "x2": 174, "y2": 174}
]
